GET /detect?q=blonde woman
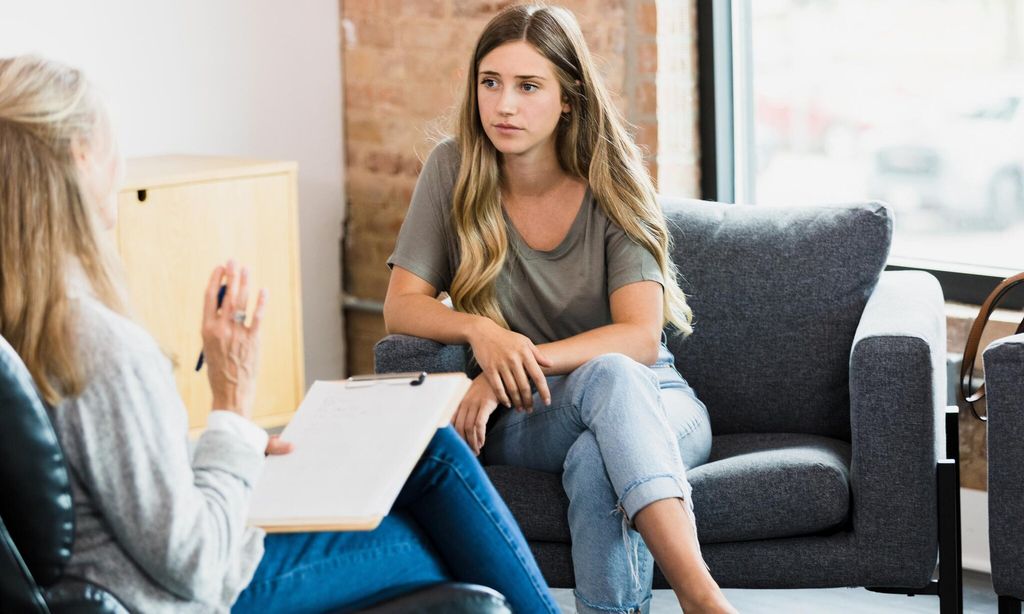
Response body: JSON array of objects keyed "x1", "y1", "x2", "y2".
[
  {"x1": 0, "y1": 55, "x2": 559, "y2": 613},
  {"x1": 385, "y1": 5, "x2": 735, "y2": 614}
]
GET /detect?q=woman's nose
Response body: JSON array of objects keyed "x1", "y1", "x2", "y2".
[{"x1": 497, "y1": 90, "x2": 516, "y2": 115}]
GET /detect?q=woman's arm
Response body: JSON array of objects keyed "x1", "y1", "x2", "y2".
[
  {"x1": 384, "y1": 265, "x2": 552, "y2": 409},
  {"x1": 383, "y1": 265, "x2": 486, "y2": 345},
  {"x1": 537, "y1": 280, "x2": 664, "y2": 375}
]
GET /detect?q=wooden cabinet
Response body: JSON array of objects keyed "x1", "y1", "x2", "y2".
[{"x1": 116, "y1": 156, "x2": 305, "y2": 434}]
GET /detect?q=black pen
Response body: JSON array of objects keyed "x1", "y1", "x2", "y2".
[{"x1": 195, "y1": 284, "x2": 227, "y2": 371}]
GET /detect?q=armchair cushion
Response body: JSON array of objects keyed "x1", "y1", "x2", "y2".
[
  {"x1": 659, "y1": 198, "x2": 892, "y2": 439},
  {"x1": 485, "y1": 433, "x2": 851, "y2": 546},
  {"x1": 688, "y1": 433, "x2": 851, "y2": 544}
]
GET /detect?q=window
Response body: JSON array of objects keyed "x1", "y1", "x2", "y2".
[{"x1": 699, "y1": 0, "x2": 1024, "y2": 306}]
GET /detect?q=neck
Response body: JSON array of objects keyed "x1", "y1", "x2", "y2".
[{"x1": 500, "y1": 142, "x2": 567, "y2": 198}]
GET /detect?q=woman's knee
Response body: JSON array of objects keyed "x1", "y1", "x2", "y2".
[
  {"x1": 422, "y1": 426, "x2": 474, "y2": 466},
  {"x1": 574, "y1": 353, "x2": 656, "y2": 387}
]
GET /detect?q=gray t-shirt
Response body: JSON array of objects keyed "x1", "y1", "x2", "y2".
[{"x1": 388, "y1": 139, "x2": 663, "y2": 345}]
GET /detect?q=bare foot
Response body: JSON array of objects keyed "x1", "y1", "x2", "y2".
[{"x1": 677, "y1": 581, "x2": 737, "y2": 613}]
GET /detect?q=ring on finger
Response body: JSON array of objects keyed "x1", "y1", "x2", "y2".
[{"x1": 232, "y1": 310, "x2": 247, "y2": 324}]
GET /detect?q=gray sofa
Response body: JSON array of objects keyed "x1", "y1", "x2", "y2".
[
  {"x1": 985, "y1": 333, "x2": 1024, "y2": 614},
  {"x1": 375, "y1": 198, "x2": 961, "y2": 611}
]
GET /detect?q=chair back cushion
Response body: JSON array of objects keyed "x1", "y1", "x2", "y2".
[
  {"x1": 661, "y1": 198, "x2": 892, "y2": 439},
  {"x1": 0, "y1": 335, "x2": 74, "y2": 587}
]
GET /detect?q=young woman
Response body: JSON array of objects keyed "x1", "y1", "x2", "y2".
[
  {"x1": 385, "y1": 5, "x2": 736, "y2": 614},
  {"x1": 0, "y1": 55, "x2": 559, "y2": 614}
]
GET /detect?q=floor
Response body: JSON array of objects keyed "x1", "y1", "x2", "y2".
[{"x1": 551, "y1": 570, "x2": 999, "y2": 613}]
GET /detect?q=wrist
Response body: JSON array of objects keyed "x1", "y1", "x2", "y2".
[
  {"x1": 465, "y1": 314, "x2": 494, "y2": 346},
  {"x1": 536, "y1": 342, "x2": 556, "y2": 376},
  {"x1": 212, "y1": 394, "x2": 245, "y2": 416}
]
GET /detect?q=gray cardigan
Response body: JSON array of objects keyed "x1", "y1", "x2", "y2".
[{"x1": 47, "y1": 290, "x2": 267, "y2": 613}]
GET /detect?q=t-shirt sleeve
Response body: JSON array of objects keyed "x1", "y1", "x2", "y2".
[
  {"x1": 605, "y1": 220, "x2": 665, "y2": 295},
  {"x1": 386, "y1": 139, "x2": 460, "y2": 293}
]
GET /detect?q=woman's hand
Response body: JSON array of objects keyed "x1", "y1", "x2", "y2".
[
  {"x1": 266, "y1": 435, "x2": 293, "y2": 456},
  {"x1": 453, "y1": 374, "x2": 502, "y2": 455},
  {"x1": 468, "y1": 318, "x2": 552, "y2": 410},
  {"x1": 202, "y1": 260, "x2": 267, "y2": 419}
]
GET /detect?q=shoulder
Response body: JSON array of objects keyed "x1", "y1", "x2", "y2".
[
  {"x1": 420, "y1": 137, "x2": 461, "y2": 191},
  {"x1": 52, "y1": 296, "x2": 181, "y2": 436},
  {"x1": 426, "y1": 137, "x2": 461, "y2": 169},
  {"x1": 71, "y1": 296, "x2": 171, "y2": 382}
]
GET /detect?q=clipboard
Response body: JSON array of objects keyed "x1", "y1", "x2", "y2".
[{"x1": 247, "y1": 372, "x2": 471, "y2": 533}]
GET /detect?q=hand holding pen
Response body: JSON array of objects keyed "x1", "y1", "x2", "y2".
[
  {"x1": 194, "y1": 284, "x2": 227, "y2": 371},
  {"x1": 198, "y1": 260, "x2": 267, "y2": 420}
]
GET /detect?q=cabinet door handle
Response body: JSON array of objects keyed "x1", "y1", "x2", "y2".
[{"x1": 136, "y1": 189, "x2": 148, "y2": 203}]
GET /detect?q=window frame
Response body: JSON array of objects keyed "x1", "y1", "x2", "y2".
[{"x1": 695, "y1": 0, "x2": 1022, "y2": 309}]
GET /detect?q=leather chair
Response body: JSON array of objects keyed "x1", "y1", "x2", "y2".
[
  {"x1": 0, "y1": 335, "x2": 510, "y2": 614},
  {"x1": 984, "y1": 333, "x2": 1024, "y2": 614},
  {"x1": 376, "y1": 198, "x2": 963, "y2": 612}
]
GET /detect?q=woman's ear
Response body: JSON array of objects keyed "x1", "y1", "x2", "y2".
[{"x1": 69, "y1": 134, "x2": 91, "y2": 171}]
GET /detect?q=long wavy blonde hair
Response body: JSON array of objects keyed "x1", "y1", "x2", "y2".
[
  {"x1": 0, "y1": 55, "x2": 129, "y2": 405},
  {"x1": 450, "y1": 4, "x2": 693, "y2": 335}
]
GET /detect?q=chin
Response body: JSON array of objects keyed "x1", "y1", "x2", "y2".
[
  {"x1": 491, "y1": 143, "x2": 527, "y2": 156},
  {"x1": 487, "y1": 137, "x2": 532, "y2": 157}
]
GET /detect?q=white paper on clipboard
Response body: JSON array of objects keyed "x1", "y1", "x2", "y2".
[{"x1": 248, "y1": 373, "x2": 470, "y2": 532}]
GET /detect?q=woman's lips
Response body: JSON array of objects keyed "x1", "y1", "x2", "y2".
[{"x1": 493, "y1": 124, "x2": 523, "y2": 135}]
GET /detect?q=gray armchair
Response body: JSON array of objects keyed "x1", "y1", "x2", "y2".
[
  {"x1": 375, "y1": 198, "x2": 961, "y2": 611},
  {"x1": 985, "y1": 333, "x2": 1024, "y2": 614}
]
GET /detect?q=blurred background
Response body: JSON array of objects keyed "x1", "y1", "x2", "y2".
[{"x1": 737, "y1": 0, "x2": 1024, "y2": 271}]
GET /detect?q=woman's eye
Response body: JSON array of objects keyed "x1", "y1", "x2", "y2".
[
  {"x1": 521, "y1": 82, "x2": 538, "y2": 92},
  {"x1": 480, "y1": 78, "x2": 498, "y2": 88}
]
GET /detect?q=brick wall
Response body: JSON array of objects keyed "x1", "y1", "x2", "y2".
[{"x1": 340, "y1": 0, "x2": 701, "y2": 374}]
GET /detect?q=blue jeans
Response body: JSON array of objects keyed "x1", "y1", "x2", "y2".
[
  {"x1": 483, "y1": 348, "x2": 713, "y2": 614},
  {"x1": 233, "y1": 427, "x2": 559, "y2": 614}
]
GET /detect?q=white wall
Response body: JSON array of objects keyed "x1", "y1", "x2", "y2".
[
  {"x1": 0, "y1": 0, "x2": 346, "y2": 385},
  {"x1": 962, "y1": 487, "x2": 991, "y2": 573}
]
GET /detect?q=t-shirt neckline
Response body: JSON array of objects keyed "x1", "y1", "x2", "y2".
[{"x1": 502, "y1": 186, "x2": 592, "y2": 260}]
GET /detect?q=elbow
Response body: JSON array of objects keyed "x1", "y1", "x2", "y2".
[
  {"x1": 382, "y1": 297, "x2": 398, "y2": 335},
  {"x1": 638, "y1": 327, "x2": 662, "y2": 365},
  {"x1": 642, "y1": 341, "x2": 660, "y2": 366}
]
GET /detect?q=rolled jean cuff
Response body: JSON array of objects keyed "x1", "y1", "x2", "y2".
[
  {"x1": 618, "y1": 473, "x2": 688, "y2": 523},
  {"x1": 575, "y1": 589, "x2": 652, "y2": 614}
]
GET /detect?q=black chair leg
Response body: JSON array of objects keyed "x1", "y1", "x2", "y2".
[
  {"x1": 938, "y1": 406, "x2": 963, "y2": 614},
  {"x1": 999, "y1": 595, "x2": 1022, "y2": 614},
  {"x1": 936, "y1": 459, "x2": 962, "y2": 614}
]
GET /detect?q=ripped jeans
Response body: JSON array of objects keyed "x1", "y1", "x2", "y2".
[{"x1": 482, "y1": 347, "x2": 713, "y2": 614}]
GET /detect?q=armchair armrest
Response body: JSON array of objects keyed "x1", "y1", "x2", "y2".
[
  {"x1": 848, "y1": 270, "x2": 946, "y2": 587},
  {"x1": 374, "y1": 334, "x2": 468, "y2": 375},
  {"x1": 984, "y1": 333, "x2": 1024, "y2": 599}
]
